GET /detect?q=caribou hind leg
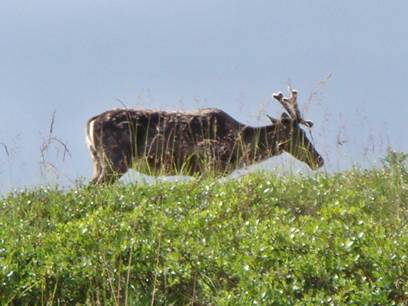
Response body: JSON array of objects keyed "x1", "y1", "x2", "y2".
[
  {"x1": 96, "y1": 150, "x2": 130, "y2": 184},
  {"x1": 89, "y1": 150, "x2": 102, "y2": 184},
  {"x1": 87, "y1": 116, "x2": 130, "y2": 184}
]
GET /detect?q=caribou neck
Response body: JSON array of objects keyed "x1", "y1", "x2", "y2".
[{"x1": 240, "y1": 124, "x2": 280, "y2": 162}]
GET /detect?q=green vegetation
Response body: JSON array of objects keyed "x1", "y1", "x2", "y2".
[{"x1": 1, "y1": 152, "x2": 408, "y2": 305}]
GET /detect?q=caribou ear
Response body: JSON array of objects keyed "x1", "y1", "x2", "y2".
[
  {"x1": 266, "y1": 115, "x2": 279, "y2": 124},
  {"x1": 281, "y1": 112, "x2": 291, "y2": 119}
]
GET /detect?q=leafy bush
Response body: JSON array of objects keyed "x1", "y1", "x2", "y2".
[{"x1": 1, "y1": 166, "x2": 408, "y2": 305}]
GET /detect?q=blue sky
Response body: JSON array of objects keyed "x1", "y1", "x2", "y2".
[{"x1": 1, "y1": 0, "x2": 407, "y2": 192}]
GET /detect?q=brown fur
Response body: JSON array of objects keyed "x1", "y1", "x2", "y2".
[{"x1": 86, "y1": 107, "x2": 324, "y2": 184}]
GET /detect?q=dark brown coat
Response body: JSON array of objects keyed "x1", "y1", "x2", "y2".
[{"x1": 86, "y1": 106, "x2": 323, "y2": 184}]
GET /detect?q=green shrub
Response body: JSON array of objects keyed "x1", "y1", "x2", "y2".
[{"x1": 1, "y1": 166, "x2": 408, "y2": 305}]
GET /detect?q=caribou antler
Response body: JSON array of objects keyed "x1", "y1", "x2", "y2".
[{"x1": 272, "y1": 87, "x2": 314, "y2": 128}]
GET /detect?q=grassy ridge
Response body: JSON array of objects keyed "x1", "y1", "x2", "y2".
[{"x1": 1, "y1": 159, "x2": 408, "y2": 304}]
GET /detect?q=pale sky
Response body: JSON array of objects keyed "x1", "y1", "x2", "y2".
[{"x1": 1, "y1": 0, "x2": 407, "y2": 192}]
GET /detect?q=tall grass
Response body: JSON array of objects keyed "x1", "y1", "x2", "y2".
[{"x1": 1, "y1": 151, "x2": 408, "y2": 305}]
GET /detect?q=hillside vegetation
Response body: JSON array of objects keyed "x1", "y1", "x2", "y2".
[{"x1": 1, "y1": 153, "x2": 408, "y2": 305}]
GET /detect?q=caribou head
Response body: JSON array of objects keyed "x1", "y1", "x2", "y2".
[{"x1": 267, "y1": 87, "x2": 324, "y2": 170}]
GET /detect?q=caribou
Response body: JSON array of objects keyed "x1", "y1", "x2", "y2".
[{"x1": 86, "y1": 88, "x2": 324, "y2": 184}]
